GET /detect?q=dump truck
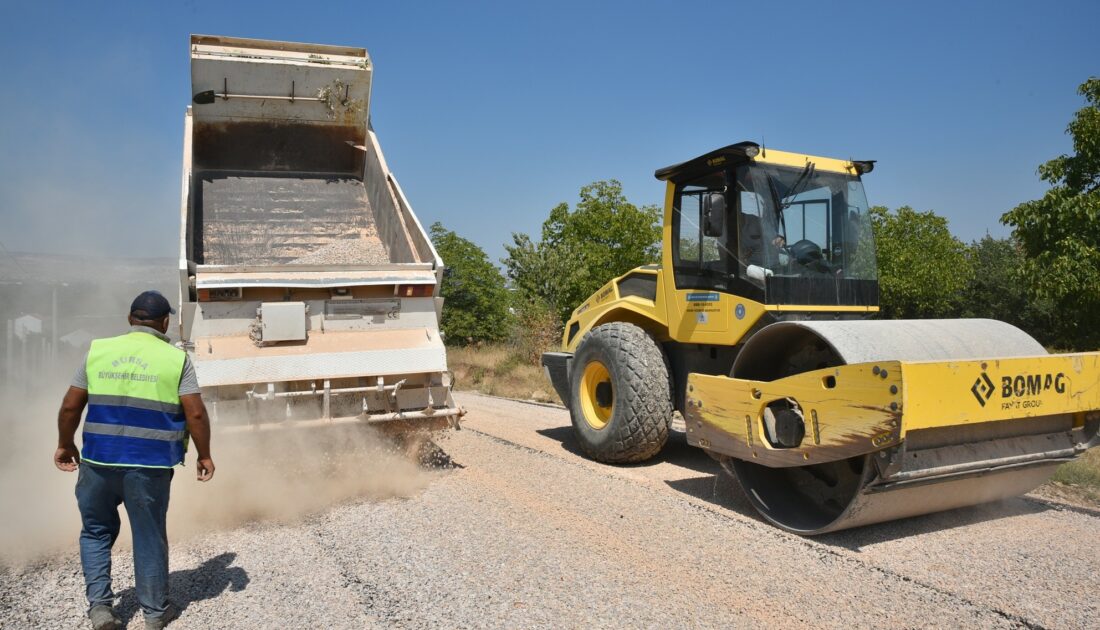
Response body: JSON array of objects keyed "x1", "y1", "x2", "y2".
[
  {"x1": 543, "y1": 142, "x2": 1100, "y2": 534},
  {"x1": 177, "y1": 35, "x2": 460, "y2": 432}
]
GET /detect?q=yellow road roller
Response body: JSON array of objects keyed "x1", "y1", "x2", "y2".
[{"x1": 542, "y1": 142, "x2": 1100, "y2": 535}]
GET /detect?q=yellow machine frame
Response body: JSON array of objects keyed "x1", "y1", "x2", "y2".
[{"x1": 544, "y1": 141, "x2": 1100, "y2": 533}]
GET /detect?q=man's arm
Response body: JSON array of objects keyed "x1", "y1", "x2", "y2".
[
  {"x1": 54, "y1": 387, "x2": 88, "y2": 472},
  {"x1": 180, "y1": 393, "x2": 215, "y2": 481}
]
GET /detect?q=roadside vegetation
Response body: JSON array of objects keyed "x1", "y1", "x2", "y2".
[
  {"x1": 433, "y1": 77, "x2": 1100, "y2": 500},
  {"x1": 432, "y1": 181, "x2": 657, "y2": 405},
  {"x1": 447, "y1": 345, "x2": 558, "y2": 404},
  {"x1": 1049, "y1": 448, "x2": 1100, "y2": 503}
]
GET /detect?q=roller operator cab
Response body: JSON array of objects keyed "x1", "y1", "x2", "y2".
[
  {"x1": 543, "y1": 142, "x2": 1100, "y2": 535},
  {"x1": 661, "y1": 141, "x2": 880, "y2": 314}
]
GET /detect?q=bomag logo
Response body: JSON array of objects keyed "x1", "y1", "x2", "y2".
[
  {"x1": 971, "y1": 371, "x2": 1067, "y2": 407},
  {"x1": 970, "y1": 373, "x2": 995, "y2": 406}
]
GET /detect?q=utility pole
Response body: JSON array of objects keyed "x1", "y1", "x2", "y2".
[
  {"x1": 19, "y1": 331, "x2": 27, "y2": 390},
  {"x1": 4, "y1": 319, "x2": 11, "y2": 388},
  {"x1": 51, "y1": 285, "x2": 58, "y2": 363},
  {"x1": 39, "y1": 336, "x2": 47, "y2": 392}
]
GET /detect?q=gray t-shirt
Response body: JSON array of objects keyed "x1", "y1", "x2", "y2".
[{"x1": 71, "y1": 326, "x2": 201, "y2": 396}]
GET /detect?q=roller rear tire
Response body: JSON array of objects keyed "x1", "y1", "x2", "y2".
[{"x1": 568, "y1": 322, "x2": 672, "y2": 463}]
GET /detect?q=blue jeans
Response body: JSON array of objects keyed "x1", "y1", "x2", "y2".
[{"x1": 75, "y1": 463, "x2": 173, "y2": 619}]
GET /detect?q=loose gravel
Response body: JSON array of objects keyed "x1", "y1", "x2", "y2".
[
  {"x1": 290, "y1": 236, "x2": 391, "y2": 266},
  {"x1": 198, "y1": 174, "x2": 392, "y2": 266},
  {"x1": 2, "y1": 392, "x2": 1098, "y2": 629}
]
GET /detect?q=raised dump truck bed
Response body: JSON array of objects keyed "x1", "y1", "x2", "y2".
[{"x1": 178, "y1": 35, "x2": 458, "y2": 430}]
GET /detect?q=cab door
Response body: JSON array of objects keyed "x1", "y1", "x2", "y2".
[{"x1": 660, "y1": 174, "x2": 766, "y2": 345}]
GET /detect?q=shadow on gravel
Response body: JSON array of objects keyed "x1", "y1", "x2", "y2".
[
  {"x1": 815, "y1": 498, "x2": 1054, "y2": 550},
  {"x1": 534, "y1": 426, "x2": 587, "y2": 460},
  {"x1": 664, "y1": 474, "x2": 761, "y2": 521},
  {"x1": 116, "y1": 552, "x2": 249, "y2": 624},
  {"x1": 663, "y1": 480, "x2": 1063, "y2": 545},
  {"x1": 536, "y1": 425, "x2": 763, "y2": 520},
  {"x1": 537, "y1": 420, "x2": 1092, "y2": 545},
  {"x1": 534, "y1": 423, "x2": 1073, "y2": 544},
  {"x1": 1023, "y1": 493, "x2": 1100, "y2": 519},
  {"x1": 535, "y1": 427, "x2": 719, "y2": 475}
]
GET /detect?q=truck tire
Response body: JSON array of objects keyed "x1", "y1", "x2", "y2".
[{"x1": 568, "y1": 322, "x2": 672, "y2": 463}]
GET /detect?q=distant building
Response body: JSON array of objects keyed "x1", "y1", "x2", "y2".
[
  {"x1": 60, "y1": 328, "x2": 96, "y2": 351},
  {"x1": 13, "y1": 314, "x2": 42, "y2": 340}
]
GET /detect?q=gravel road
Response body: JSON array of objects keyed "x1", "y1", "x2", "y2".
[{"x1": 3, "y1": 392, "x2": 1098, "y2": 629}]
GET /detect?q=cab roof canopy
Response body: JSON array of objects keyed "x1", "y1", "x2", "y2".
[
  {"x1": 654, "y1": 142, "x2": 760, "y2": 183},
  {"x1": 654, "y1": 141, "x2": 875, "y2": 183}
]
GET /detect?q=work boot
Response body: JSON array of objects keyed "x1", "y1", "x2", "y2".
[
  {"x1": 88, "y1": 605, "x2": 121, "y2": 630},
  {"x1": 144, "y1": 603, "x2": 180, "y2": 630}
]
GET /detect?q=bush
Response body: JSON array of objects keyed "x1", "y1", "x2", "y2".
[{"x1": 508, "y1": 299, "x2": 563, "y2": 365}]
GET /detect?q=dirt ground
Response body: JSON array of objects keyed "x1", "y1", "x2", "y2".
[{"x1": 2, "y1": 392, "x2": 1098, "y2": 628}]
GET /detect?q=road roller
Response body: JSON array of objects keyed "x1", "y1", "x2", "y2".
[{"x1": 542, "y1": 142, "x2": 1100, "y2": 535}]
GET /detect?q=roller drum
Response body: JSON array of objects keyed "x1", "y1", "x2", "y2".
[{"x1": 727, "y1": 319, "x2": 1070, "y2": 535}]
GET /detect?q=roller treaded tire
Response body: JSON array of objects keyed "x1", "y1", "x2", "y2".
[{"x1": 568, "y1": 322, "x2": 672, "y2": 463}]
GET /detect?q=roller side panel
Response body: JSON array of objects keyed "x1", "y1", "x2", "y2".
[
  {"x1": 686, "y1": 352, "x2": 1100, "y2": 468},
  {"x1": 685, "y1": 362, "x2": 902, "y2": 467}
]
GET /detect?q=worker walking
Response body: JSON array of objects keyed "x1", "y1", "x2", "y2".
[{"x1": 53, "y1": 291, "x2": 215, "y2": 630}]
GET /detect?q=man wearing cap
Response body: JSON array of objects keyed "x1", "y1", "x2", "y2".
[{"x1": 53, "y1": 290, "x2": 215, "y2": 630}]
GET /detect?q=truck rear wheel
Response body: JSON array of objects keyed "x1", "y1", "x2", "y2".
[{"x1": 568, "y1": 323, "x2": 672, "y2": 463}]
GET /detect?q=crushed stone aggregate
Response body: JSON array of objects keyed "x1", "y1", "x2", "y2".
[{"x1": 2, "y1": 392, "x2": 1097, "y2": 629}]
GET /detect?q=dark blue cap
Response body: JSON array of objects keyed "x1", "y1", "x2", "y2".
[{"x1": 130, "y1": 290, "x2": 175, "y2": 319}]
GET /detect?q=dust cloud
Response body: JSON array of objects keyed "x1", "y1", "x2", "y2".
[
  {"x1": 168, "y1": 423, "x2": 439, "y2": 539},
  {"x1": 0, "y1": 259, "x2": 441, "y2": 565},
  {"x1": 0, "y1": 380, "x2": 84, "y2": 564},
  {"x1": 0, "y1": 381, "x2": 440, "y2": 565}
]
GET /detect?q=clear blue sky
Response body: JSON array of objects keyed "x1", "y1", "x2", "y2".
[{"x1": 1, "y1": 0, "x2": 1097, "y2": 265}]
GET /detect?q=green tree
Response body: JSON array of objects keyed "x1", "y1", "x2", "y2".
[
  {"x1": 1001, "y1": 78, "x2": 1100, "y2": 350},
  {"x1": 959, "y1": 236, "x2": 1052, "y2": 337},
  {"x1": 430, "y1": 222, "x2": 511, "y2": 345},
  {"x1": 503, "y1": 180, "x2": 662, "y2": 323},
  {"x1": 869, "y1": 205, "x2": 973, "y2": 319}
]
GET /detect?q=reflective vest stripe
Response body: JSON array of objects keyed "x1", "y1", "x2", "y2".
[
  {"x1": 84, "y1": 422, "x2": 187, "y2": 442},
  {"x1": 86, "y1": 404, "x2": 184, "y2": 432},
  {"x1": 87, "y1": 394, "x2": 182, "y2": 415},
  {"x1": 82, "y1": 434, "x2": 186, "y2": 469}
]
